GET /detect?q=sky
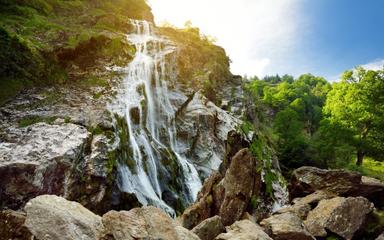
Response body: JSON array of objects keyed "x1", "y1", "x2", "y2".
[{"x1": 147, "y1": 0, "x2": 384, "y2": 80}]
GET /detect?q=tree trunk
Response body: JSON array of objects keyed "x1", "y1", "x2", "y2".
[{"x1": 356, "y1": 151, "x2": 364, "y2": 166}]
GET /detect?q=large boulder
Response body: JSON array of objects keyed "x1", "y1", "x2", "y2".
[
  {"x1": 0, "y1": 209, "x2": 32, "y2": 239},
  {"x1": 102, "y1": 207, "x2": 200, "y2": 240},
  {"x1": 260, "y1": 212, "x2": 315, "y2": 240},
  {"x1": 192, "y1": 215, "x2": 225, "y2": 240},
  {"x1": 181, "y1": 148, "x2": 261, "y2": 229},
  {"x1": 289, "y1": 167, "x2": 384, "y2": 207},
  {"x1": 0, "y1": 123, "x2": 90, "y2": 209},
  {"x1": 215, "y1": 220, "x2": 272, "y2": 240},
  {"x1": 24, "y1": 195, "x2": 103, "y2": 240},
  {"x1": 304, "y1": 196, "x2": 374, "y2": 239}
]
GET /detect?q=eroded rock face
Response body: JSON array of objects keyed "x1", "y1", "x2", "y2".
[
  {"x1": 304, "y1": 196, "x2": 374, "y2": 239},
  {"x1": 0, "y1": 123, "x2": 90, "y2": 209},
  {"x1": 181, "y1": 148, "x2": 261, "y2": 229},
  {"x1": 102, "y1": 207, "x2": 200, "y2": 240},
  {"x1": 25, "y1": 195, "x2": 103, "y2": 240},
  {"x1": 289, "y1": 167, "x2": 384, "y2": 207},
  {"x1": 260, "y1": 212, "x2": 315, "y2": 240},
  {"x1": 176, "y1": 91, "x2": 240, "y2": 179},
  {"x1": 192, "y1": 215, "x2": 225, "y2": 240},
  {"x1": 215, "y1": 220, "x2": 272, "y2": 240}
]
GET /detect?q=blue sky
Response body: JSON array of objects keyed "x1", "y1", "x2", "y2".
[{"x1": 149, "y1": 0, "x2": 384, "y2": 80}]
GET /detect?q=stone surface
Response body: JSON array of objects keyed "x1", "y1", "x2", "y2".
[
  {"x1": 102, "y1": 206, "x2": 200, "y2": 240},
  {"x1": 24, "y1": 195, "x2": 103, "y2": 240},
  {"x1": 304, "y1": 196, "x2": 374, "y2": 239},
  {"x1": 289, "y1": 167, "x2": 384, "y2": 207},
  {"x1": 377, "y1": 232, "x2": 384, "y2": 240},
  {"x1": 176, "y1": 91, "x2": 240, "y2": 179},
  {"x1": 0, "y1": 123, "x2": 90, "y2": 209},
  {"x1": 181, "y1": 148, "x2": 261, "y2": 229},
  {"x1": 215, "y1": 220, "x2": 272, "y2": 240},
  {"x1": 0, "y1": 209, "x2": 32, "y2": 240},
  {"x1": 260, "y1": 212, "x2": 315, "y2": 240},
  {"x1": 192, "y1": 215, "x2": 225, "y2": 240}
]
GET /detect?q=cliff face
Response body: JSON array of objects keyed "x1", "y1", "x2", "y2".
[
  {"x1": 0, "y1": 0, "x2": 242, "y2": 215},
  {"x1": 0, "y1": 0, "x2": 153, "y2": 104}
]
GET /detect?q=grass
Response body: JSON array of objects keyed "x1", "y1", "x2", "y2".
[
  {"x1": 347, "y1": 158, "x2": 384, "y2": 181},
  {"x1": 18, "y1": 115, "x2": 57, "y2": 127}
]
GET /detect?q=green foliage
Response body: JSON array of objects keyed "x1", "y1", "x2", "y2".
[{"x1": 324, "y1": 67, "x2": 384, "y2": 165}]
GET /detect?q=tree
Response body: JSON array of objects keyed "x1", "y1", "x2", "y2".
[{"x1": 324, "y1": 67, "x2": 384, "y2": 165}]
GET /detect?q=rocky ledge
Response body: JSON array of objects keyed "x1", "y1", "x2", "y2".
[{"x1": 2, "y1": 150, "x2": 383, "y2": 240}]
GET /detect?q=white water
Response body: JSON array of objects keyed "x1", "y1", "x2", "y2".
[{"x1": 109, "y1": 20, "x2": 202, "y2": 215}]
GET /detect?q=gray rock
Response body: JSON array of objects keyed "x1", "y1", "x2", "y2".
[
  {"x1": 102, "y1": 206, "x2": 200, "y2": 240},
  {"x1": 192, "y1": 216, "x2": 225, "y2": 240},
  {"x1": 304, "y1": 196, "x2": 374, "y2": 239},
  {"x1": 260, "y1": 212, "x2": 315, "y2": 240},
  {"x1": 0, "y1": 123, "x2": 90, "y2": 209},
  {"x1": 215, "y1": 220, "x2": 272, "y2": 240},
  {"x1": 377, "y1": 232, "x2": 384, "y2": 240},
  {"x1": 24, "y1": 195, "x2": 103, "y2": 240}
]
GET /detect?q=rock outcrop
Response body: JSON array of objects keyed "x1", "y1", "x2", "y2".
[
  {"x1": 181, "y1": 148, "x2": 261, "y2": 229},
  {"x1": 0, "y1": 123, "x2": 90, "y2": 209},
  {"x1": 260, "y1": 212, "x2": 315, "y2": 240},
  {"x1": 0, "y1": 209, "x2": 32, "y2": 239},
  {"x1": 215, "y1": 220, "x2": 272, "y2": 240},
  {"x1": 290, "y1": 166, "x2": 384, "y2": 207},
  {"x1": 304, "y1": 196, "x2": 374, "y2": 239},
  {"x1": 191, "y1": 215, "x2": 225, "y2": 240},
  {"x1": 25, "y1": 195, "x2": 103, "y2": 240}
]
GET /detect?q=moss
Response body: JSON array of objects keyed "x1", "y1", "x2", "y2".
[
  {"x1": 64, "y1": 116, "x2": 71, "y2": 123},
  {"x1": 249, "y1": 195, "x2": 259, "y2": 210},
  {"x1": 18, "y1": 115, "x2": 57, "y2": 127}
]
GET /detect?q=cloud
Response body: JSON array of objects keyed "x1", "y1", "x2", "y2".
[
  {"x1": 148, "y1": 0, "x2": 303, "y2": 77},
  {"x1": 361, "y1": 59, "x2": 384, "y2": 71}
]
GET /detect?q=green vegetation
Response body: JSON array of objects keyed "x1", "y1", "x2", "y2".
[
  {"x1": 0, "y1": 0, "x2": 151, "y2": 104},
  {"x1": 245, "y1": 67, "x2": 384, "y2": 178},
  {"x1": 18, "y1": 115, "x2": 57, "y2": 127},
  {"x1": 159, "y1": 22, "x2": 232, "y2": 104}
]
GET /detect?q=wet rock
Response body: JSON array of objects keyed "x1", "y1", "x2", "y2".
[
  {"x1": 0, "y1": 123, "x2": 90, "y2": 209},
  {"x1": 216, "y1": 220, "x2": 272, "y2": 240},
  {"x1": 192, "y1": 215, "x2": 225, "y2": 240},
  {"x1": 25, "y1": 195, "x2": 103, "y2": 240},
  {"x1": 304, "y1": 196, "x2": 374, "y2": 239},
  {"x1": 260, "y1": 212, "x2": 315, "y2": 240},
  {"x1": 102, "y1": 206, "x2": 200, "y2": 240},
  {"x1": 176, "y1": 91, "x2": 240, "y2": 179},
  {"x1": 290, "y1": 167, "x2": 384, "y2": 207},
  {"x1": 0, "y1": 209, "x2": 32, "y2": 239},
  {"x1": 181, "y1": 148, "x2": 261, "y2": 228}
]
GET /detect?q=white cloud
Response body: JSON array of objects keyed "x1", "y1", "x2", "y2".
[
  {"x1": 361, "y1": 59, "x2": 384, "y2": 71},
  {"x1": 147, "y1": 0, "x2": 303, "y2": 77}
]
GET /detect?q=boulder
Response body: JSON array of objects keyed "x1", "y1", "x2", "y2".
[
  {"x1": 276, "y1": 191, "x2": 336, "y2": 219},
  {"x1": 304, "y1": 196, "x2": 374, "y2": 239},
  {"x1": 0, "y1": 123, "x2": 90, "y2": 209},
  {"x1": 0, "y1": 209, "x2": 32, "y2": 239},
  {"x1": 24, "y1": 195, "x2": 103, "y2": 240},
  {"x1": 181, "y1": 148, "x2": 261, "y2": 229},
  {"x1": 192, "y1": 215, "x2": 225, "y2": 240},
  {"x1": 102, "y1": 207, "x2": 200, "y2": 240},
  {"x1": 215, "y1": 220, "x2": 272, "y2": 240},
  {"x1": 260, "y1": 212, "x2": 315, "y2": 240},
  {"x1": 289, "y1": 167, "x2": 384, "y2": 207}
]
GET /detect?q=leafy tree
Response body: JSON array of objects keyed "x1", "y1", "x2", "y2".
[{"x1": 324, "y1": 67, "x2": 384, "y2": 165}]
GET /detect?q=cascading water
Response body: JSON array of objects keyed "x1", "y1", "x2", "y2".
[{"x1": 109, "y1": 20, "x2": 202, "y2": 216}]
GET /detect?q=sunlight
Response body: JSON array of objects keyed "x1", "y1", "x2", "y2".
[{"x1": 148, "y1": 0, "x2": 303, "y2": 77}]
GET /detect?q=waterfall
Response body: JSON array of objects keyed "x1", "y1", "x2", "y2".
[{"x1": 109, "y1": 20, "x2": 202, "y2": 216}]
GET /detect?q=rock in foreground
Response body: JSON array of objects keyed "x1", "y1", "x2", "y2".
[
  {"x1": 25, "y1": 195, "x2": 103, "y2": 240},
  {"x1": 215, "y1": 220, "x2": 272, "y2": 240}
]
